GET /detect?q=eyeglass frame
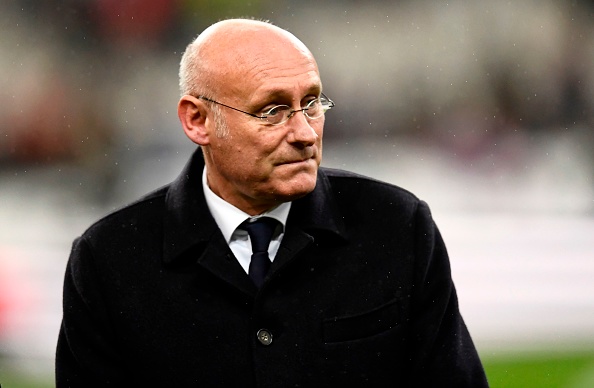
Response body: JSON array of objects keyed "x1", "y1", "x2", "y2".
[{"x1": 195, "y1": 93, "x2": 335, "y2": 126}]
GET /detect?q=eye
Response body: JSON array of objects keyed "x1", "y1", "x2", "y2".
[
  {"x1": 263, "y1": 105, "x2": 289, "y2": 117},
  {"x1": 307, "y1": 97, "x2": 319, "y2": 106},
  {"x1": 305, "y1": 98, "x2": 321, "y2": 112}
]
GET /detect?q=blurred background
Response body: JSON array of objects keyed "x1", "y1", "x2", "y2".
[{"x1": 1, "y1": 0, "x2": 593, "y2": 386}]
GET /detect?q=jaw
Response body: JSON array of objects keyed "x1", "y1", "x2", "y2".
[
  {"x1": 240, "y1": 162, "x2": 319, "y2": 214},
  {"x1": 269, "y1": 158, "x2": 318, "y2": 194},
  {"x1": 204, "y1": 145, "x2": 321, "y2": 214}
]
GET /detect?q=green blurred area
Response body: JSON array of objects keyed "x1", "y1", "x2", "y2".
[
  {"x1": 484, "y1": 351, "x2": 594, "y2": 388},
  {"x1": 2, "y1": 351, "x2": 594, "y2": 388},
  {"x1": 0, "y1": 372, "x2": 49, "y2": 388}
]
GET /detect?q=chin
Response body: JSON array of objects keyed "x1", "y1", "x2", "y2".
[
  {"x1": 274, "y1": 174, "x2": 317, "y2": 201},
  {"x1": 265, "y1": 162, "x2": 318, "y2": 199}
]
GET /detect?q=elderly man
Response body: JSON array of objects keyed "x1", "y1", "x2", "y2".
[{"x1": 56, "y1": 19, "x2": 488, "y2": 387}]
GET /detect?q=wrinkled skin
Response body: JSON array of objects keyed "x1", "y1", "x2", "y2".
[{"x1": 178, "y1": 20, "x2": 324, "y2": 215}]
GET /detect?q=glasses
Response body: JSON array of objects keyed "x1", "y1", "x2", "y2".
[{"x1": 197, "y1": 93, "x2": 335, "y2": 126}]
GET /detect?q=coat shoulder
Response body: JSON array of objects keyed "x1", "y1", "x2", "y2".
[
  {"x1": 320, "y1": 166, "x2": 423, "y2": 216},
  {"x1": 81, "y1": 185, "x2": 170, "y2": 241},
  {"x1": 321, "y1": 167, "x2": 419, "y2": 198}
]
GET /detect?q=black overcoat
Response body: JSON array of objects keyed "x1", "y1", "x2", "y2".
[{"x1": 56, "y1": 149, "x2": 488, "y2": 387}]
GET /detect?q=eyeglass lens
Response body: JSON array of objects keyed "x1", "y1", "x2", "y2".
[{"x1": 264, "y1": 98, "x2": 330, "y2": 125}]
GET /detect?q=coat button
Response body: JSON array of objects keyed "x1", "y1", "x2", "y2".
[{"x1": 257, "y1": 329, "x2": 273, "y2": 345}]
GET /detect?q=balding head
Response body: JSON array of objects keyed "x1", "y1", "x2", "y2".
[
  {"x1": 177, "y1": 19, "x2": 326, "y2": 215},
  {"x1": 179, "y1": 19, "x2": 317, "y2": 98}
]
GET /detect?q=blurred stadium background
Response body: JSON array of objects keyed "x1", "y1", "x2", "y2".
[{"x1": 1, "y1": 0, "x2": 593, "y2": 386}]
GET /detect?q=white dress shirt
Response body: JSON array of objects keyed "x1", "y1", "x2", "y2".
[{"x1": 202, "y1": 167, "x2": 291, "y2": 274}]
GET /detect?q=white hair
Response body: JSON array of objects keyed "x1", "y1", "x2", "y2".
[
  {"x1": 178, "y1": 19, "x2": 278, "y2": 138},
  {"x1": 179, "y1": 38, "x2": 203, "y2": 97},
  {"x1": 212, "y1": 103, "x2": 230, "y2": 138},
  {"x1": 179, "y1": 36, "x2": 229, "y2": 138}
]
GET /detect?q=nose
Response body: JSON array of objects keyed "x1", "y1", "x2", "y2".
[{"x1": 286, "y1": 109, "x2": 319, "y2": 147}]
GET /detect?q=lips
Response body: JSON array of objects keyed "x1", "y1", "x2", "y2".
[
  {"x1": 277, "y1": 154, "x2": 317, "y2": 166},
  {"x1": 274, "y1": 146, "x2": 317, "y2": 166},
  {"x1": 284, "y1": 158, "x2": 310, "y2": 164}
]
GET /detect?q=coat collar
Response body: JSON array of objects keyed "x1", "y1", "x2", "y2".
[
  {"x1": 163, "y1": 148, "x2": 218, "y2": 265},
  {"x1": 162, "y1": 148, "x2": 348, "y2": 290}
]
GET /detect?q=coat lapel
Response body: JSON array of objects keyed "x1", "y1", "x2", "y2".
[
  {"x1": 195, "y1": 235, "x2": 256, "y2": 297},
  {"x1": 162, "y1": 149, "x2": 348, "y2": 293},
  {"x1": 268, "y1": 168, "x2": 348, "y2": 278},
  {"x1": 162, "y1": 149, "x2": 256, "y2": 297}
]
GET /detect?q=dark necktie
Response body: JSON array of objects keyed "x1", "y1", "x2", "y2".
[{"x1": 243, "y1": 217, "x2": 278, "y2": 288}]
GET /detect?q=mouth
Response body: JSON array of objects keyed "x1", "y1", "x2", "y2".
[
  {"x1": 278, "y1": 148, "x2": 317, "y2": 165},
  {"x1": 277, "y1": 155, "x2": 316, "y2": 166},
  {"x1": 284, "y1": 158, "x2": 310, "y2": 164}
]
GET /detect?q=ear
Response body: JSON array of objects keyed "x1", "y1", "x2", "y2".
[{"x1": 177, "y1": 95, "x2": 211, "y2": 145}]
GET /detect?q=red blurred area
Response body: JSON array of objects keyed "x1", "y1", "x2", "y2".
[
  {"x1": 91, "y1": 0, "x2": 178, "y2": 48},
  {"x1": 0, "y1": 249, "x2": 34, "y2": 340}
]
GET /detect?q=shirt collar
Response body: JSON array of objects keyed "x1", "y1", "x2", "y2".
[{"x1": 202, "y1": 167, "x2": 291, "y2": 243}]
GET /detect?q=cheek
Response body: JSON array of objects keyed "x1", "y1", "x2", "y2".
[
  {"x1": 314, "y1": 124, "x2": 324, "y2": 154},
  {"x1": 217, "y1": 141, "x2": 271, "y2": 178},
  {"x1": 312, "y1": 119, "x2": 324, "y2": 140}
]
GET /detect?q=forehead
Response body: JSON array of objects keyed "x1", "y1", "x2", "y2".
[
  {"x1": 244, "y1": 53, "x2": 321, "y2": 100},
  {"x1": 211, "y1": 27, "x2": 321, "y2": 101}
]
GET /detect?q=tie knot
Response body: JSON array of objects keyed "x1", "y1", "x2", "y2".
[{"x1": 242, "y1": 217, "x2": 279, "y2": 253}]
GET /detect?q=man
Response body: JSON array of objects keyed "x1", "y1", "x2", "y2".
[{"x1": 56, "y1": 18, "x2": 488, "y2": 387}]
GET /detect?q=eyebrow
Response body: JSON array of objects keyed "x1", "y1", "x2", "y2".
[{"x1": 254, "y1": 85, "x2": 323, "y2": 105}]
